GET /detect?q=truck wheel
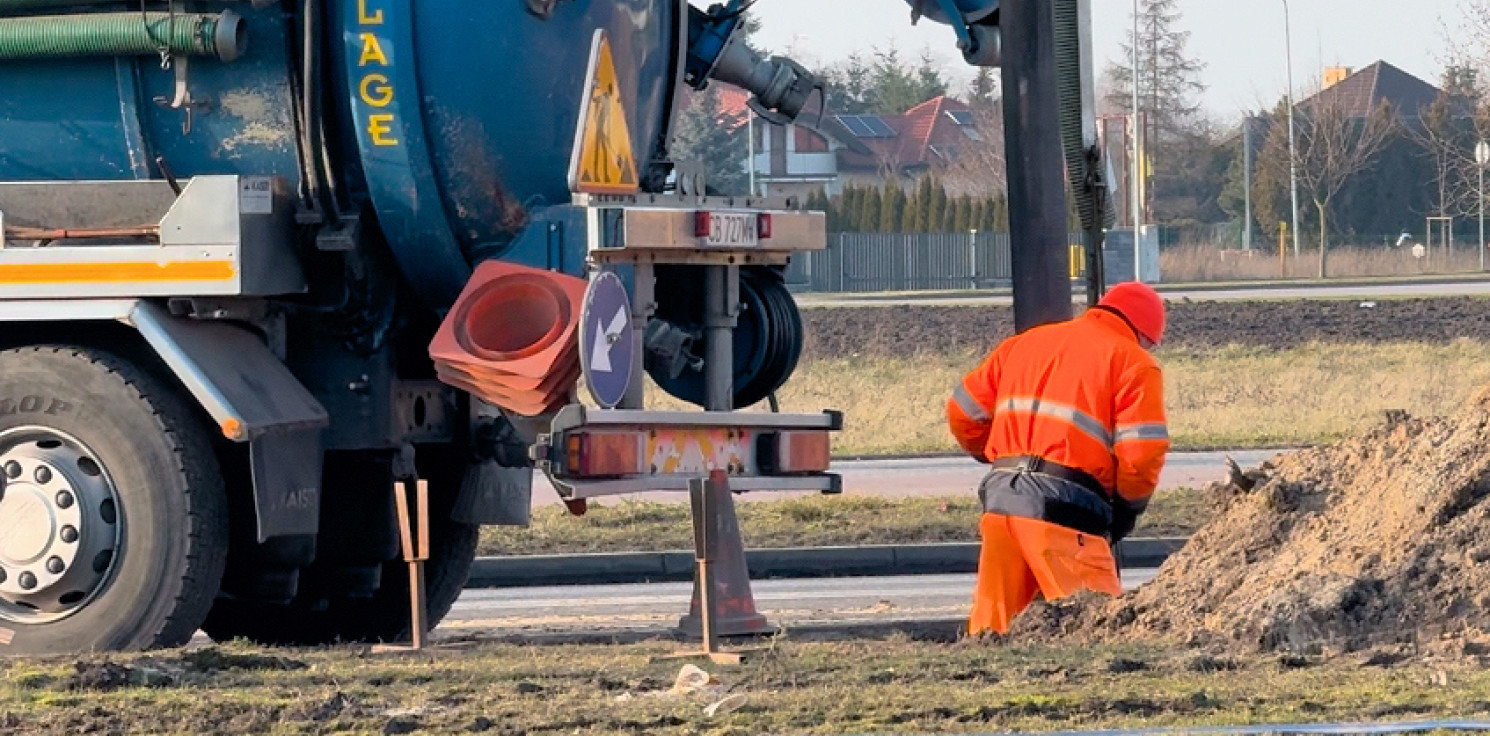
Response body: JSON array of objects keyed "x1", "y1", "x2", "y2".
[
  {"x1": 202, "y1": 456, "x2": 478, "y2": 645},
  {"x1": 0, "y1": 347, "x2": 227, "y2": 654}
]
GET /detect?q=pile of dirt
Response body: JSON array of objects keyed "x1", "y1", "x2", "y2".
[
  {"x1": 1013, "y1": 391, "x2": 1490, "y2": 653},
  {"x1": 802, "y1": 297, "x2": 1490, "y2": 359}
]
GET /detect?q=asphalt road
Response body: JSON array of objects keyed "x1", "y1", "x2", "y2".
[
  {"x1": 528, "y1": 449, "x2": 1284, "y2": 508},
  {"x1": 795, "y1": 279, "x2": 1490, "y2": 308},
  {"x1": 440, "y1": 569, "x2": 1159, "y2": 636}
]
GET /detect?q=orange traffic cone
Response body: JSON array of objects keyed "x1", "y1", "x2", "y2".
[
  {"x1": 434, "y1": 355, "x2": 580, "y2": 399},
  {"x1": 437, "y1": 343, "x2": 580, "y2": 391},
  {"x1": 430, "y1": 261, "x2": 587, "y2": 415},
  {"x1": 434, "y1": 366, "x2": 576, "y2": 417}
]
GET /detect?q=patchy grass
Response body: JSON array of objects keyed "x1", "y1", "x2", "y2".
[
  {"x1": 5, "y1": 637, "x2": 1490, "y2": 735},
  {"x1": 1158, "y1": 341, "x2": 1490, "y2": 449},
  {"x1": 731, "y1": 341, "x2": 1490, "y2": 457},
  {"x1": 480, "y1": 488, "x2": 1207, "y2": 556}
]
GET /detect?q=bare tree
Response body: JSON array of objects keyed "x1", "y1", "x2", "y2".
[
  {"x1": 1444, "y1": 3, "x2": 1490, "y2": 153},
  {"x1": 1407, "y1": 93, "x2": 1479, "y2": 226},
  {"x1": 939, "y1": 106, "x2": 1007, "y2": 198},
  {"x1": 1447, "y1": 0, "x2": 1490, "y2": 81},
  {"x1": 1293, "y1": 95, "x2": 1397, "y2": 277}
]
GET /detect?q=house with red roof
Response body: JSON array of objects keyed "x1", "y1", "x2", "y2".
[{"x1": 700, "y1": 89, "x2": 995, "y2": 199}]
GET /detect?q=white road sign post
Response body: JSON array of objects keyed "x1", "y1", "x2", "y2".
[{"x1": 1477, "y1": 141, "x2": 1489, "y2": 273}]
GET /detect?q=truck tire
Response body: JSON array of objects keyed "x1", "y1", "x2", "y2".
[
  {"x1": 202, "y1": 456, "x2": 478, "y2": 645},
  {"x1": 0, "y1": 346, "x2": 227, "y2": 654}
]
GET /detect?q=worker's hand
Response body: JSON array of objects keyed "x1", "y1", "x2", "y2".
[{"x1": 1109, "y1": 497, "x2": 1144, "y2": 544}]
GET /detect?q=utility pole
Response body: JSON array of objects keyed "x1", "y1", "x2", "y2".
[
  {"x1": 1282, "y1": 0, "x2": 1301, "y2": 259},
  {"x1": 1243, "y1": 115, "x2": 1252, "y2": 251},
  {"x1": 1131, "y1": 0, "x2": 1143, "y2": 282}
]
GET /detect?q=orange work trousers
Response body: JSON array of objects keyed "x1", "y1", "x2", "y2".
[{"x1": 967, "y1": 512, "x2": 1123, "y2": 636}]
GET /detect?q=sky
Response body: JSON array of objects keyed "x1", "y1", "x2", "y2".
[{"x1": 751, "y1": 0, "x2": 1475, "y2": 121}]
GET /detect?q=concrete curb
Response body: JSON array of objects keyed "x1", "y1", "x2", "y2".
[{"x1": 464, "y1": 537, "x2": 1186, "y2": 588}]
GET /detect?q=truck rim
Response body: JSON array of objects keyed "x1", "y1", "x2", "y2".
[{"x1": 0, "y1": 427, "x2": 122, "y2": 624}]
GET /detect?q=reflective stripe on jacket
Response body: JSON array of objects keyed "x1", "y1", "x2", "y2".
[{"x1": 946, "y1": 308, "x2": 1170, "y2": 507}]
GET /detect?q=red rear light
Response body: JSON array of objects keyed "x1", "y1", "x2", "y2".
[
  {"x1": 758, "y1": 431, "x2": 831, "y2": 474},
  {"x1": 757, "y1": 213, "x2": 773, "y2": 239},
  {"x1": 563, "y1": 431, "x2": 645, "y2": 477},
  {"x1": 694, "y1": 211, "x2": 712, "y2": 238}
]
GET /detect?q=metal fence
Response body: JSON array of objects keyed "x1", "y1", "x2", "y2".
[
  {"x1": 784, "y1": 232, "x2": 1013, "y2": 292},
  {"x1": 785, "y1": 231, "x2": 1115, "y2": 293}
]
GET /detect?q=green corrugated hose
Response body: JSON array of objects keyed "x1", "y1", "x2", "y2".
[
  {"x1": 0, "y1": 0, "x2": 148, "y2": 9},
  {"x1": 1053, "y1": 0, "x2": 1113, "y2": 232},
  {"x1": 0, "y1": 11, "x2": 243, "y2": 61},
  {"x1": 0, "y1": 0, "x2": 261, "y2": 8}
]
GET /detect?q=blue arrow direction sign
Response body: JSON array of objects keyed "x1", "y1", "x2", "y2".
[{"x1": 580, "y1": 271, "x2": 635, "y2": 409}]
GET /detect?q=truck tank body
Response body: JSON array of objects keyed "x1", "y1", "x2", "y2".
[{"x1": 0, "y1": 0, "x2": 682, "y2": 306}]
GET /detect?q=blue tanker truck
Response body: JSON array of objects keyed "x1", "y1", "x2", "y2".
[{"x1": 0, "y1": 0, "x2": 854, "y2": 653}]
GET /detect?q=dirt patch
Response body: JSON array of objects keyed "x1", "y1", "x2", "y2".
[
  {"x1": 179, "y1": 648, "x2": 306, "y2": 673},
  {"x1": 61, "y1": 648, "x2": 307, "y2": 694},
  {"x1": 65, "y1": 662, "x2": 138, "y2": 692},
  {"x1": 803, "y1": 297, "x2": 1490, "y2": 359},
  {"x1": 1012, "y1": 390, "x2": 1490, "y2": 653}
]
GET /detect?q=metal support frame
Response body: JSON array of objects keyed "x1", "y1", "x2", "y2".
[
  {"x1": 621, "y1": 263, "x2": 654, "y2": 410},
  {"x1": 594, "y1": 258, "x2": 778, "y2": 652},
  {"x1": 703, "y1": 265, "x2": 739, "y2": 412},
  {"x1": 570, "y1": 189, "x2": 838, "y2": 649}
]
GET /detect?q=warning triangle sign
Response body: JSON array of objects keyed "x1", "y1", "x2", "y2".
[{"x1": 568, "y1": 30, "x2": 641, "y2": 196}]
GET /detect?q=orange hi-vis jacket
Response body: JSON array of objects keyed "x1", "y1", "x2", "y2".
[{"x1": 947, "y1": 308, "x2": 1170, "y2": 524}]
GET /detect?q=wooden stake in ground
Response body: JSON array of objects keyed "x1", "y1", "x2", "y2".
[{"x1": 373, "y1": 478, "x2": 430, "y2": 654}]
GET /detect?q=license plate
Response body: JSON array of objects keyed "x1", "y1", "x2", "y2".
[{"x1": 702, "y1": 212, "x2": 758, "y2": 248}]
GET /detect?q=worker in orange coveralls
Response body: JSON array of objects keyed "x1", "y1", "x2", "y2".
[{"x1": 946, "y1": 282, "x2": 1171, "y2": 636}]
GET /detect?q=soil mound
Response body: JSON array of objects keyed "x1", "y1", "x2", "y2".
[{"x1": 1013, "y1": 392, "x2": 1490, "y2": 653}]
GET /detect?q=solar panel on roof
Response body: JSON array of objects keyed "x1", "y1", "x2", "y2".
[
  {"x1": 946, "y1": 110, "x2": 976, "y2": 126},
  {"x1": 930, "y1": 145, "x2": 961, "y2": 160},
  {"x1": 835, "y1": 114, "x2": 896, "y2": 138},
  {"x1": 862, "y1": 116, "x2": 896, "y2": 137},
  {"x1": 835, "y1": 115, "x2": 873, "y2": 137}
]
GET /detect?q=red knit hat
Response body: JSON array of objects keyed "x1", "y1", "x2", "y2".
[{"x1": 1098, "y1": 282, "x2": 1166, "y2": 345}]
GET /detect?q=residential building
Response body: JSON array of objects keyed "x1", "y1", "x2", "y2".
[
  {"x1": 704, "y1": 89, "x2": 998, "y2": 199},
  {"x1": 1304, "y1": 60, "x2": 1440, "y2": 120}
]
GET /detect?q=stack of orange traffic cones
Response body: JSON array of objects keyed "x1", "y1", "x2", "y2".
[{"x1": 430, "y1": 261, "x2": 587, "y2": 416}]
